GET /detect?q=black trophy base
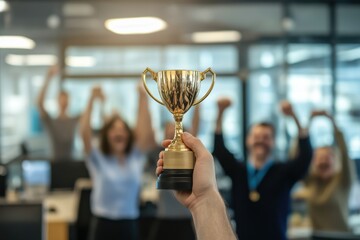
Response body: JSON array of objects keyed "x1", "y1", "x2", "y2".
[{"x1": 157, "y1": 169, "x2": 193, "y2": 190}]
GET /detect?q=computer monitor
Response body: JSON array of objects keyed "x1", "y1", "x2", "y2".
[
  {"x1": 0, "y1": 202, "x2": 43, "y2": 240},
  {"x1": 50, "y1": 161, "x2": 90, "y2": 191},
  {"x1": 22, "y1": 160, "x2": 50, "y2": 200},
  {"x1": 22, "y1": 160, "x2": 50, "y2": 187}
]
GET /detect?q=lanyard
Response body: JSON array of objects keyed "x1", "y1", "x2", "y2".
[{"x1": 247, "y1": 160, "x2": 274, "y2": 191}]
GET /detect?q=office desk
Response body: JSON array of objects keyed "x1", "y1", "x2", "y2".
[{"x1": 44, "y1": 192, "x2": 77, "y2": 240}]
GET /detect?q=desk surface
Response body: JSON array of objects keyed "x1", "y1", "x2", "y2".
[{"x1": 44, "y1": 192, "x2": 77, "y2": 223}]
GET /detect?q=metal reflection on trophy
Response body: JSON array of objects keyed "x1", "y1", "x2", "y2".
[{"x1": 142, "y1": 68, "x2": 215, "y2": 190}]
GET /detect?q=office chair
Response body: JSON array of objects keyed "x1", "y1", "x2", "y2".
[
  {"x1": 50, "y1": 161, "x2": 90, "y2": 191},
  {"x1": 0, "y1": 165, "x2": 7, "y2": 197},
  {"x1": 75, "y1": 179, "x2": 93, "y2": 240},
  {"x1": 0, "y1": 202, "x2": 43, "y2": 240}
]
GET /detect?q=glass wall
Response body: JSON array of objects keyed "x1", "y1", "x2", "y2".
[{"x1": 337, "y1": 44, "x2": 360, "y2": 160}]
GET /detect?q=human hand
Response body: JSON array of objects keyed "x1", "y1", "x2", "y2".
[
  {"x1": 217, "y1": 98, "x2": 232, "y2": 113},
  {"x1": 156, "y1": 132, "x2": 218, "y2": 211},
  {"x1": 91, "y1": 86, "x2": 105, "y2": 101},
  {"x1": 280, "y1": 100, "x2": 295, "y2": 117}
]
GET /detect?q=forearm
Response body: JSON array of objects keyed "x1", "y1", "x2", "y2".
[
  {"x1": 334, "y1": 129, "x2": 355, "y2": 185},
  {"x1": 190, "y1": 191, "x2": 237, "y2": 240},
  {"x1": 190, "y1": 105, "x2": 200, "y2": 136},
  {"x1": 37, "y1": 74, "x2": 52, "y2": 110},
  {"x1": 215, "y1": 111, "x2": 224, "y2": 134},
  {"x1": 135, "y1": 92, "x2": 156, "y2": 150},
  {"x1": 80, "y1": 97, "x2": 95, "y2": 153}
]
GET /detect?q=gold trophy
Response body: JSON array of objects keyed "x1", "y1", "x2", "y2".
[{"x1": 142, "y1": 68, "x2": 215, "y2": 190}]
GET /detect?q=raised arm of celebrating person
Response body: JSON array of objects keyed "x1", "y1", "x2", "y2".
[
  {"x1": 213, "y1": 98, "x2": 239, "y2": 177},
  {"x1": 80, "y1": 87, "x2": 105, "y2": 155},
  {"x1": 135, "y1": 83, "x2": 157, "y2": 152},
  {"x1": 189, "y1": 105, "x2": 200, "y2": 136},
  {"x1": 37, "y1": 65, "x2": 58, "y2": 118},
  {"x1": 156, "y1": 133, "x2": 237, "y2": 240},
  {"x1": 280, "y1": 100, "x2": 313, "y2": 182},
  {"x1": 310, "y1": 110, "x2": 356, "y2": 186}
]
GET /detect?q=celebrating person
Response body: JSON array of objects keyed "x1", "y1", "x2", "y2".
[
  {"x1": 213, "y1": 98, "x2": 312, "y2": 240},
  {"x1": 81, "y1": 85, "x2": 156, "y2": 240},
  {"x1": 156, "y1": 132, "x2": 237, "y2": 240},
  {"x1": 295, "y1": 110, "x2": 356, "y2": 232},
  {"x1": 37, "y1": 65, "x2": 80, "y2": 161}
]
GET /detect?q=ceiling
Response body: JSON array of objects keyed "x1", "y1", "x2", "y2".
[{"x1": 1, "y1": 1, "x2": 359, "y2": 46}]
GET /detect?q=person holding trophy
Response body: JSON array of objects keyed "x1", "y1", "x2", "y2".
[
  {"x1": 80, "y1": 85, "x2": 156, "y2": 240},
  {"x1": 156, "y1": 132, "x2": 237, "y2": 240},
  {"x1": 213, "y1": 99, "x2": 313, "y2": 240}
]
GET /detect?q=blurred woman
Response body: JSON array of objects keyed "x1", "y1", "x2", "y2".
[
  {"x1": 295, "y1": 111, "x2": 356, "y2": 232},
  {"x1": 81, "y1": 85, "x2": 156, "y2": 240}
]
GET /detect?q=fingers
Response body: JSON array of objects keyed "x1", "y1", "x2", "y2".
[
  {"x1": 156, "y1": 166, "x2": 163, "y2": 176},
  {"x1": 161, "y1": 139, "x2": 172, "y2": 148},
  {"x1": 182, "y1": 132, "x2": 208, "y2": 157},
  {"x1": 156, "y1": 159, "x2": 164, "y2": 176}
]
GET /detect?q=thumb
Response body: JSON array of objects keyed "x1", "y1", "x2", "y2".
[{"x1": 182, "y1": 132, "x2": 206, "y2": 157}]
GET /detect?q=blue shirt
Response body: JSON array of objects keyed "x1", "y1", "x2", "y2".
[{"x1": 87, "y1": 147, "x2": 146, "y2": 220}]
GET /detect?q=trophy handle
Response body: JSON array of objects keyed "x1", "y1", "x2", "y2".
[
  {"x1": 142, "y1": 67, "x2": 164, "y2": 105},
  {"x1": 193, "y1": 68, "x2": 216, "y2": 106}
]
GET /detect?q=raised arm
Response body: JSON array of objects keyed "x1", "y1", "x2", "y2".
[
  {"x1": 37, "y1": 65, "x2": 58, "y2": 118},
  {"x1": 281, "y1": 101, "x2": 312, "y2": 182},
  {"x1": 135, "y1": 83, "x2": 157, "y2": 152},
  {"x1": 213, "y1": 98, "x2": 238, "y2": 177},
  {"x1": 189, "y1": 105, "x2": 200, "y2": 137},
  {"x1": 312, "y1": 111, "x2": 356, "y2": 186},
  {"x1": 80, "y1": 87, "x2": 104, "y2": 155}
]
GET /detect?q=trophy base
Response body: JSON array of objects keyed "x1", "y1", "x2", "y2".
[{"x1": 157, "y1": 169, "x2": 193, "y2": 190}]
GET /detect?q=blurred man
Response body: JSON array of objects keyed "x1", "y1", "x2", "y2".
[
  {"x1": 213, "y1": 99, "x2": 312, "y2": 240},
  {"x1": 37, "y1": 66, "x2": 80, "y2": 161},
  {"x1": 296, "y1": 111, "x2": 356, "y2": 232}
]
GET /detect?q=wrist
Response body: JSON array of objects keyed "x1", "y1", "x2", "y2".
[{"x1": 189, "y1": 189, "x2": 224, "y2": 216}]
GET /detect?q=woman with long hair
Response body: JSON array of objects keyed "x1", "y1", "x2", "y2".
[{"x1": 80, "y1": 85, "x2": 156, "y2": 240}]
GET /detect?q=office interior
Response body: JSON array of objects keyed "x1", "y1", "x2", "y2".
[{"x1": 0, "y1": 0, "x2": 360, "y2": 240}]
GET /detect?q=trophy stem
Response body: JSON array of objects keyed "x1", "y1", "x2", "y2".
[
  {"x1": 174, "y1": 114, "x2": 184, "y2": 142},
  {"x1": 167, "y1": 114, "x2": 190, "y2": 151}
]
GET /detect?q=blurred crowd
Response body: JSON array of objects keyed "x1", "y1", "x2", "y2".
[{"x1": 36, "y1": 66, "x2": 358, "y2": 240}]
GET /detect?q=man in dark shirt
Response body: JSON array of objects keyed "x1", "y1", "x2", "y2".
[{"x1": 213, "y1": 99, "x2": 312, "y2": 240}]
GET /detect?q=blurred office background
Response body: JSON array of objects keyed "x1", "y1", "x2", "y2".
[{"x1": 0, "y1": 0, "x2": 360, "y2": 240}]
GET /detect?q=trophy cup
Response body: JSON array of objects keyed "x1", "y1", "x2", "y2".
[{"x1": 142, "y1": 68, "x2": 215, "y2": 190}]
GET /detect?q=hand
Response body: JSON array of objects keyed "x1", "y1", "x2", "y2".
[
  {"x1": 91, "y1": 86, "x2": 105, "y2": 101},
  {"x1": 156, "y1": 132, "x2": 218, "y2": 211},
  {"x1": 280, "y1": 100, "x2": 295, "y2": 117},
  {"x1": 217, "y1": 98, "x2": 232, "y2": 112}
]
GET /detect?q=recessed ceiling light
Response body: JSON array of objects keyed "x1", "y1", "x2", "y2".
[
  {"x1": 0, "y1": 1, "x2": 9, "y2": 12},
  {"x1": 66, "y1": 56, "x2": 96, "y2": 67},
  {"x1": 105, "y1": 17, "x2": 167, "y2": 35},
  {"x1": 6, "y1": 54, "x2": 57, "y2": 66},
  {"x1": 191, "y1": 31, "x2": 241, "y2": 43},
  {"x1": 0, "y1": 36, "x2": 35, "y2": 49},
  {"x1": 63, "y1": 3, "x2": 95, "y2": 17}
]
